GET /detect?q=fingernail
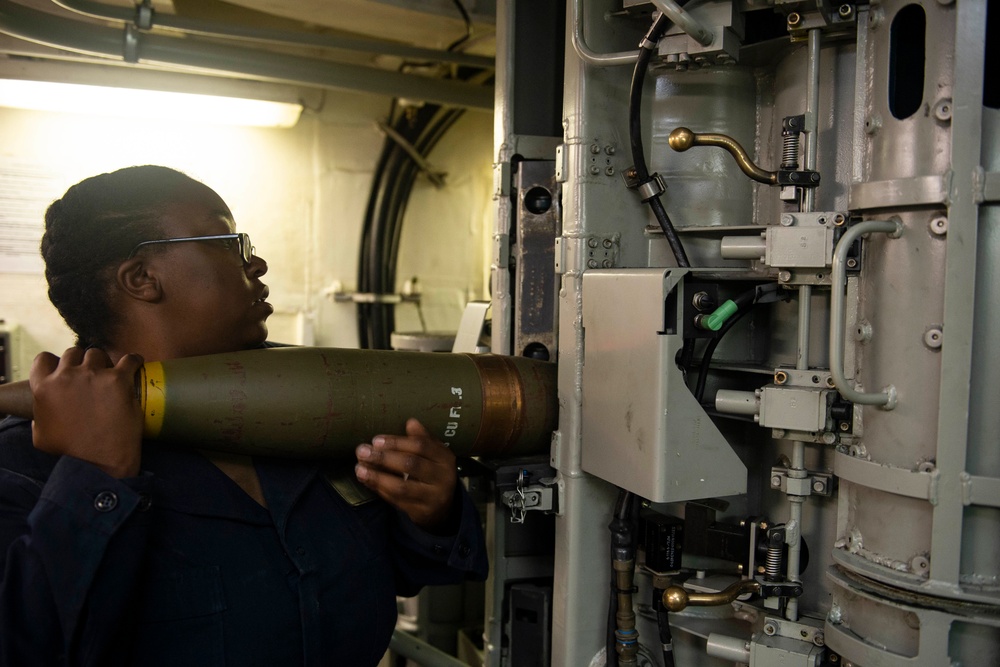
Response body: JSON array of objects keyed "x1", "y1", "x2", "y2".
[
  {"x1": 355, "y1": 464, "x2": 368, "y2": 480},
  {"x1": 357, "y1": 444, "x2": 372, "y2": 460},
  {"x1": 372, "y1": 436, "x2": 385, "y2": 449}
]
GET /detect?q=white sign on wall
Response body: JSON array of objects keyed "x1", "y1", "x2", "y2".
[{"x1": 0, "y1": 162, "x2": 63, "y2": 274}]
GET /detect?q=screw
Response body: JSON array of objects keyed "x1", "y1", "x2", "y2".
[
  {"x1": 590, "y1": 144, "x2": 600, "y2": 154},
  {"x1": 826, "y1": 376, "x2": 836, "y2": 388},
  {"x1": 813, "y1": 480, "x2": 825, "y2": 493},
  {"x1": 787, "y1": 12, "x2": 801, "y2": 27},
  {"x1": 605, "y1": 166, "x2": 615, "y2": 176},
  {"x1": 602, "y1": 259, "x2": 613, "y2": 268},
  {"x1": 778, "y1": 270, "x2": 792, "y2": 283},
  {"x1": 589, "y1": 165, "x2": 600, "y2": 175},
  {"x1": 603, "y1": 238, "x2": 613, "y2": 249},
  {"x1": 774, "y1": 370, "x2": 788, "y2": 385},
  {"x1": 771, "y1": 476, "x2": 782, "y2": 488},
  {"x1": 811, "y1": 375, "x2": 820, "y2": 384},
  {"x1": 588, "y1": 237, "x2": 599, "y2": 248},
  {"x1": 930, "y1": 216, "x2": 948, "y2": 235},
  {"x1": 834, "y1": 213, "x2": 846, "y2": 226},
  {"x1": 587, "y1": 259, "x2": 599, "y2": 269},
  {"x1": 839, "y1": 4, "x2": 853, "y2": 18},
  {"x1": 840, "y1": 421, "x2": 850, "y2": 432},
  {"x1": 780, "y1": 213, "x2": 795, "y2": 226},
  {"x1": 604, "y1": 145, "x2": 616, "y2": 155},
  {"x1": 810, "y1": 172, "x2": 820, "y2": 182},
  {"x1": 846, "y1": 258, "x2": 858, "y2": 269},
  {"x1": 763, "y1": 622, "x2": 777, "y2": 636}
]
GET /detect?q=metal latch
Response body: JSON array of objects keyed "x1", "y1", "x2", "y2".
[{"x1": 501, "y1": 468, "x2": 558, "y2": 523}]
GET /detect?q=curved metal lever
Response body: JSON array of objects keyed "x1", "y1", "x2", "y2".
[
  {"x1": 668, "y1": 127, "x2": 777, "y2": 185},
  {"x1": 662, "y1": 579, "x2": 762, "y2": 612}
]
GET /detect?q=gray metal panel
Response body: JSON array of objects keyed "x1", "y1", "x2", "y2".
[{"x1": 580, "y1": 269, "x2": 746, "y2": 503}]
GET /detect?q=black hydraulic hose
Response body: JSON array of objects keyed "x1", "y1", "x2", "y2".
[
  {"x1": 652, "y1": 585, "x2": 676, "y2": 667},
  {"x1": 693, "y1": 284, "x2": 783, "y2": 403},
  {"x1": 627, "y1": 15, "x2": 690, "y2": 269}
]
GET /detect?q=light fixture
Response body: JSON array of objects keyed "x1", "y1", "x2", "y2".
[{"x1": 0, "y1": 79, "x2": 303, "y2": 128}]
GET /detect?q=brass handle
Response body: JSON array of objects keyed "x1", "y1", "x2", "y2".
[
  {"x1": 668, "y1": 127, "x2": 777, "y2": 185},
  {"x1": 662, "y1": 579, "x2": 762, "y2": 612}
]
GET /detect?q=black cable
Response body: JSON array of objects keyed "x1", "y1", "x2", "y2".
[
  {"x1": 627, "y1": 15, "x2": 690, "y2": 268},
  {"x1": 652, "y1": 586, "x2": 675, "y2": 667},
  {"x1": 446, "y1": 0, "x2": 473, "y2": 52},
  {"x1": 693, "y1": 306, "x2": 753, "y2": 404},
  {"x1": 693, "y1": 284, "x2": 784, "y2": 403}
]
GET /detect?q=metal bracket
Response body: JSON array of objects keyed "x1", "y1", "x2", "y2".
[
  {"x1": 770, "y1": 467, "x2": 834, "y2": 497},
  {"x1": 501, "y1": 468, "x2": 558, "y2": 523}
]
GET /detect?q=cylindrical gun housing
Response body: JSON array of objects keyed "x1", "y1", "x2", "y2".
[{"x1": 1, "y1": 347, "x2": 558, "y2": 459}]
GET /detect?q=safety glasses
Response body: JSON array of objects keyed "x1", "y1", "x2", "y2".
[{"x1": 126, "y1": 233, "x2": 255, "y2": 266}]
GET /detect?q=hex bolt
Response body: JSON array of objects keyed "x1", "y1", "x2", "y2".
[
  {"x1": 604, "y1": 145, "x2": 616, "y2": 155},
  {"x1": 787, "y1": 12, "x2": 801, "y2": 27},
  {"x1": 588, "y1": 237, "x2": 599, "y2": 248},
  {"x1": 605, "y1": 166, "x2": 615, "y2": 176},
  {"x1": 602, "y1": 238, "x2": 613, "y2": 249},
  {"x1": 780, "y1": 213, "x2": 795, "y2": 226},
  {"x1": 587, "y1": 259, "x2": 599, "y2": 269},
  {"x1": 763, "y1": 622, "x2": 777, "y2": 636},
  {"x1": 602, "y1": 259, "x2": 613, "y2": 268},
  {"x1": 590, "y1": 144, "x2": 600, "y2": 154},
  {"x1": 771, "y1": 476, "x2": 782, "y2": 488},
  {"x1": 589, "y1": 165, "x2": 600, "y2": 175},
  {"x1": 778, "y1": 270, "x2": 792, "y2": 283},
  {"x1": 774, "y1": 370, "x2": 788, "y2": 385},
  {"x1": 930, "y1": 216, "x2": 948, "y2": 235}
]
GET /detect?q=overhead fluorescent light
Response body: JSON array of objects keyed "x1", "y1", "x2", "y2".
[{"x1": 0, "y1": 79, "x2": 302, "y2": 128}]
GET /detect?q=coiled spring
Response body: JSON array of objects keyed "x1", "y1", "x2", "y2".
[{"x1": 781, "y1": 131, "x2": 800, "y2": 170}]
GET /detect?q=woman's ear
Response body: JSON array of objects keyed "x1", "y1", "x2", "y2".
[{"x1": 116, "y1": 258, "x2": 162, "y2": 303}]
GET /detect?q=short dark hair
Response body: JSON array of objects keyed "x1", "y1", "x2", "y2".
[{"x1": 41, "y1": 165, "x2": 200, "y2": 348}]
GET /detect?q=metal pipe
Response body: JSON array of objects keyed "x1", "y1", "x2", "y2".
[
  {"x1": 649, "y1": 0, "x2": 714, "y2": 47},
  {"x1": 389, "y1": 630, "x2": 470, "y2": 667},
  {"x1": 801, "y1": 29, "x2": 821, "y2": 213},
  {"x1": 569, "y1": 0, "x2": 637, "y2": 66},
  {"x1": 706, "y1": 633, "x2": 751, "y2": 663},
  {"x1": 714, "y1": 389, "x2": 759, "y2": 417},
  {"x1": 785, "y1": 28, "x2": 821, "y2": 623},
  {"x1": 50, "y1": 0, "x2": 494, "y2": 69},
  {"x1": 0, "y1": 1, "x2": 493, "y2": 110},
  {"x1": 830, "y1": 219, "x2": 902, "y2": 408},
  {"x1": 668, "y1": 127, "x2": 777, "y2": 185},
  {"x1": 0, "y1": 347, "x2": 557, "y2": 459}
]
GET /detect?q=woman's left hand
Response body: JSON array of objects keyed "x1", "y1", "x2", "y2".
[{"x1": 355, "y1": 418, "x2": 458, "y2": 533}]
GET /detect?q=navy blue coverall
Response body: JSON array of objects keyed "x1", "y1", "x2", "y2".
[{"x1": 0, "y1": 416, "x2": 488, "y2": 666}]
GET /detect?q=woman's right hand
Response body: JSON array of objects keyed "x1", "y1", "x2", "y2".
[{"x1": 29, "y1": 348, "x2": 145, "y2": 478}]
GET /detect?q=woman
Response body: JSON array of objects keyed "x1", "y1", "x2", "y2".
[{"x1": 0, "y1": 165, "x2": 487, "y2": 666}]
